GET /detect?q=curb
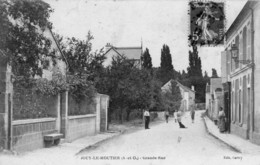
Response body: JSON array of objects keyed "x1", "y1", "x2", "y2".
[
  {"x1": 75, "y1": 119, "x2": 164, "y2": 156},
  {"x1": 75, "y1": 131, "x2": 124, "y2": 156},
  {"x1": 202, "y1": 117, "x2": 241, "y2": 153}
]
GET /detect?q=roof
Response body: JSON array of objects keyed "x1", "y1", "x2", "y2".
[
  {"x1": 176, "y1": 81, "x2": 195, "y2": 93},
  {"x1": 161, "y1": 79, "x2": 195, "y2": 93},
  {"x1": 104, "y1": 46, "x2": 142, "y2": 59},
  {"x1": 226, "y1": 1, "x2": 259, "y2": 40},
  {"x1": 48, "y1": 28, "x2": 69, "y2": 68}
]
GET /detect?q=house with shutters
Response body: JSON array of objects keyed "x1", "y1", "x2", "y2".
[{"x1": 221, "y1": 1, "x2": 260, "y2": 145}]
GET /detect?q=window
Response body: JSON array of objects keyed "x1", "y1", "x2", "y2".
[
  {"x1": 235, "y1": 79, "x2": 239, "y2": 122},
  {"x1": 231, "y1": 91, "x2": 235, "y2": 122},
  {"x1": 239, "y1": 90, "x2": 242, "y2": 123},
  {"x1": 239, "y1": 32, "x2": 243, "y2": 68},
  {"x1": 247, "y1": 26, "x2": 251, "y2": 61},
  {"x1": 243, "y1": 76, "x2": 247, "y2": 123},
  {"x1": 243, "y1": 26, "x2": 247, "y2": 64},
  {"x1": 235, "y1": 36, "x2": 239, "y2": 69}
]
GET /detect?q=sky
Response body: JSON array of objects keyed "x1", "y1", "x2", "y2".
[{"x1": 44, "y1": 0, "x2": 247, "y2": 76}]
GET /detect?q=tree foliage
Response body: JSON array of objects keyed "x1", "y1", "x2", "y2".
[
  {"x1": 156, "y1": 44, "x2": 174, "y2": 85},
  {"x1": 1, "y1": 0, "x2": 56, "y2": 78},
  {"x1": 96, "y1": 55, "x2": 163, "y2": 122},
  {"x1": 141, "y1": 48, "x2": 152, "y2": 69},
  {"x1": 211, "y1": 68, "x2": 219, "y2": 78}
]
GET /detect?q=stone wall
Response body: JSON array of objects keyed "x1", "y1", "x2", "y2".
[
  {"x1": 12, "y1": 118, "x2": 56, "y2": 152},
  {"x1": 67, "y1": 115, "x2": 96, "y2": 142},
  {"x1": 68, "y1": 94, "x2": 95, "y2": 116}
]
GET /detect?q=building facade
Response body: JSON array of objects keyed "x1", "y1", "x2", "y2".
[
  {"x1": 205, "y1": 78, "x2": 223, "y2": 122},
  {"x1": 0, "y1": 28, "x2": 110, "y2": 152},
  {"x1": 103, "y1": 43, "x2": 142, "y2": 68},
  {"x1": 161, "y1": 80, "x2": 195, "y2": 112},
  {"x1": 221, "y1": 1, "x2": 260, "y2": 145}
]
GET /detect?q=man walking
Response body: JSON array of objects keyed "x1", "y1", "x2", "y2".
[
  {"x1": 165, "y1": 109, "x2": 169, "y2": 123},
  {"x1": 190, "y1": 108, "x2": 195, "y2": 123},
  {"x1": 144, "y1": 109, "x2": 150, "y2": 129}
]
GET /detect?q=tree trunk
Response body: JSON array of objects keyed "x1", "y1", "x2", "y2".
[
  {"x1": 119, "y1": 108, "x2": 123, "y2": 124},
  {"x1": 126, "y1": 109, "x2": 131, "y2": 121}
]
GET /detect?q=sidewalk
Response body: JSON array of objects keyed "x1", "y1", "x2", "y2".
[
  {"x1": 203, "y1": 116, "x2": 260, "y2": 155},
  {"x1": 0, "y1": 119, "x2": 163, "y2": 165},
  {"x1": 0, "y1": 131, "x2": 120, "y2": 165}
]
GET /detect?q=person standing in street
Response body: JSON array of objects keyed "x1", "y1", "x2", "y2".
[
  {"x1": 218, "y1": 107, "x2": 226, "y2": 133},
  {"x1": 177, "y1": 110, "x2": 186, "y2": 128},
  {"x1": 173, "y1": 110, "x2": 177, "y2": 123},
  {"x1": 165, "y1": 109, "x2": 169, "y2": 123},
  {"x1": 144, "y1": 109, "x2": 150, "y2": 129},
  {"x1": 190, "y1": 108, "x2": 195, "y2": 123}
]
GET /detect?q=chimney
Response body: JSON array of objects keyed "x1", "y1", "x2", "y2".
[
  {"x1": 105, "y1": 43, "x2": 112, "y2": 52},
  {"x1": 191, "y1": 85, "x2": 195, "y2": 91}
]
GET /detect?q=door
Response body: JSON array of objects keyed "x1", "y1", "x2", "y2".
[
  {"x1": 246, "y1": 88, "x2": 251, "y2": 139},
  {"x1": 7, "y1": 93, "x2": 12, "y2": 150}
]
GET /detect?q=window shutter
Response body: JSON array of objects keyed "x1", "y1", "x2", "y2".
[{"x1": 247, "y1": 28, "x2": 251, "y2": 61}]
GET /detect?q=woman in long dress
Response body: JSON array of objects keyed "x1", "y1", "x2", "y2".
[
  {"x1": 177, "y1": 110, "x2": 186, "y2": 128},
  {"x1": 196, "y1": 6, "x2": 219, "y2": 43},
  {"x1": 218, "y1": 107, "x2": 226, "y2": 133}
]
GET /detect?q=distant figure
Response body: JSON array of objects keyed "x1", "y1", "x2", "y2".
[
  {"x1": 218, "y1": 107, "x2": 225, "y2": 133},
  {"x1": 144, "y1": 109, "x2": 150, "y2": 129},
  {"x1": 173, "y1": 110, "x2": 177, "y2": 123},
  {"x1": 190, "y1": 108, "x2": 195, "y2": 123},
  {"x1": 177, "y1": 110, "x2": 186, "y2": 128},
  {"x1": 165, "y1": 109, "x2": 169, "y2": 123}
]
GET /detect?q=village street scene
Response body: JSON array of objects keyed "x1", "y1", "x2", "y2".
[{"x1": 1, "y1": 0, "x2": 260, "y2": 165}]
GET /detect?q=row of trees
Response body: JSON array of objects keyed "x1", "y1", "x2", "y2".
[{"x1": 0, "y1": 0, "x2": 181, "y2": 122}]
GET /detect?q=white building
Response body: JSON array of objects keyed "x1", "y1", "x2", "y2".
[
  {"x1": 161, "y1": 80, "x2": 195, "y2": 111},
  {"x1": 221, "y1": 1, "x2": 260, "y2": 145}
]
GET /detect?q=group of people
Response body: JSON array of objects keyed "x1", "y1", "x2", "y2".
[
  {"x1": 144, "y1": 106, "x2": 227, "y2": 133},
  {"x1": 143, "y1": 108, "x2": 196, "y2": 130}
]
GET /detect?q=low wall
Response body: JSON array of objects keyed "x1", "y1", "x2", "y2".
[
  {"x1": 67, "y1": 114, "x2": 96, "y2": 142},
  {"x1": 12, "y1": 118, "x2": 56, "y2": 152}
]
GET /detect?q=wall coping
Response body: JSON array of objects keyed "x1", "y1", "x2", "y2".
[
  {"x1": 12, "y1": 118, "x2": 56, "y2": 125},
  {"x1": 68, "y1": 114, "x2": 96, "y2": 120}
]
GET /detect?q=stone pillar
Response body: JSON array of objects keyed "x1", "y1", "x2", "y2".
[
  {"x1": 0, "y1": 56, "x2": 12, "y2": 151},
  {"x1": 95, "y1": 94, "x2": 101, "y2": 133},
  {"x1": 60, "y1": 91, "x2": 68, "y2": 139},
  {"x1": 100, "y1": 95, "x2": 109, "y2": 132},
  {"x1": 56, "y1": 93, "x2": 61, "y2": 132}
]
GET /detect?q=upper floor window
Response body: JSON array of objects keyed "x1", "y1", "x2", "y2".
[
  {"x1": 247, "y1": 26, "x2": 251, "y2": 61},
  {"x1": 235, "y1": 35, "x2": 239, "y2": 69},
  {"x1": 242, "y1": 26, "x2": 247, "y2": 63}
]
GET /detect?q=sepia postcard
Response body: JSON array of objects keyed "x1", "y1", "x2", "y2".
[{"x1": 0, "y1": 0, "x2": 260, "y2": 165}]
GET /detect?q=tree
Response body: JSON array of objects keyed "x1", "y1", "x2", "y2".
[
  {"x1": 187, "y1": 46, "x2": 202, "y2": 78},
  {"x1": 211, "y1": 68, "x2": 219, "y2": 78},
  {"x1": 181, "y1": 45, "x2": 206, "y2": 103},
  {"x1": 2, "y1": 0, "x2": 56, "y2": 78},
  {"x1": 141, "y1": 48, "x2": 152, "y2": 69},
  {"x1": 56, "y1": 32, "x2": 105, "y2": 77},
  {"x1": 97, "y1": 55, "x2": 163, "y2": 123},
  {"x1": 157, "y1": 44, "x2": 174, "y2": 84}
]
